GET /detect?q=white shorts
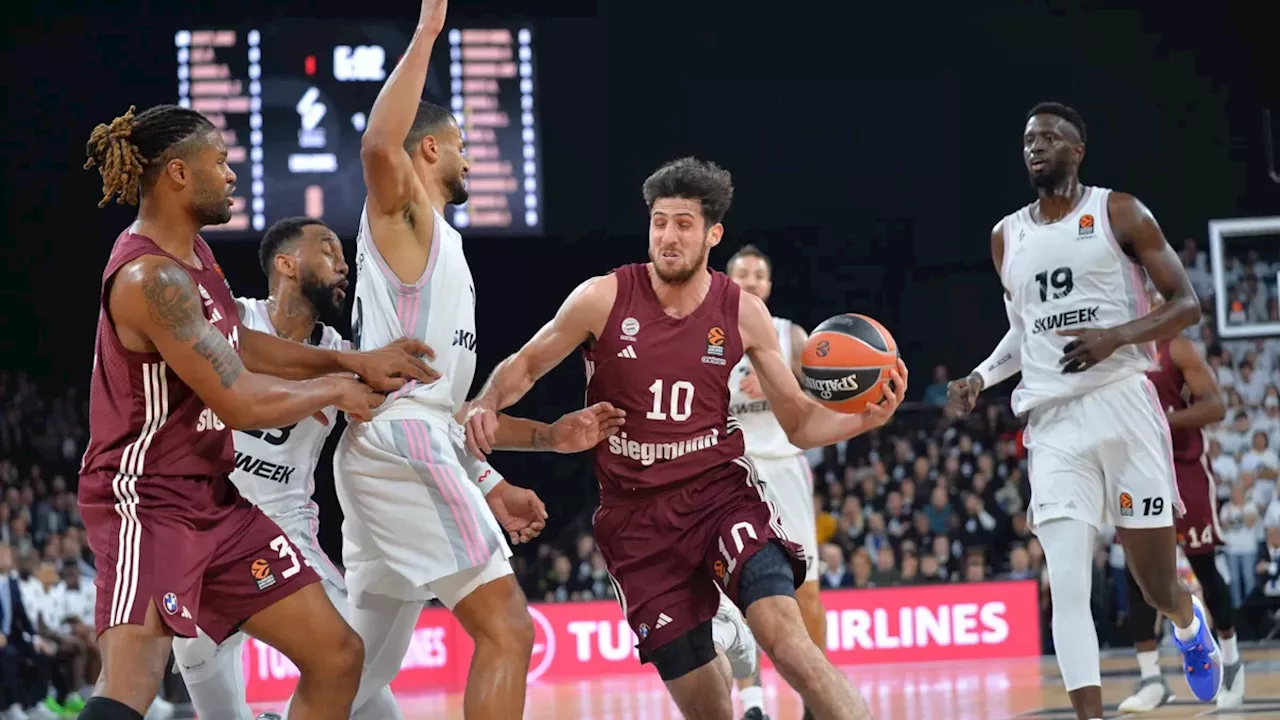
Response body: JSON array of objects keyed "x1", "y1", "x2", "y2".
[
  {"x1": 172, "y1": 531, "x2": 347, "y2": 686},
  {"x1": 754, "y1": 453, "x2": 818, "y2": 582},
  {"x1": 1025, "y1": 373, "x2": 1181, "y2": 531},
  {"x1": 334, "y1": 415, "x2": 513, "y2": 607}
]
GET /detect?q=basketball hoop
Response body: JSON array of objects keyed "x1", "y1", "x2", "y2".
[{"x1": 1266, "y1": 109, "x2": 1280, "y2": 184}]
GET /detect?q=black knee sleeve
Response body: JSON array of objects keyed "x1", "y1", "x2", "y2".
[
  {"x1": 1188, "y1": 553, "x2": 1235, "y2": 634},
  {"x1": 738, "y1": 541, "x2": 797, "y2": 612},
  {"x1": 1126, "y1": 566, "x2": 1160, "y2": 644},
  {"x1": 80, "y1": 697, "x2": 145, "y2": 720},
  {"x1": 640, "y1": 618, "x2": 717, "y2": 682}
]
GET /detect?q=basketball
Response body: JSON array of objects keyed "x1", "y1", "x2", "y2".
[{"x1": 800, "y1": 313, "x2": 899, "y2": 414}]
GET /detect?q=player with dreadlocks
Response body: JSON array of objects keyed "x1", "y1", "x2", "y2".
[{"x1": 78, "y1": 104, "x2": 439, "y2": 720}]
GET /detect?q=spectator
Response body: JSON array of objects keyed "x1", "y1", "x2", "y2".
[
  {"x1": 849, "y1": 549, "x2": 876, "y2": 589},
  {"x1": 918, "y1": 554, "x2": 945, "y2": 584},
  {"x1": 1243, "y1": 525, "x2": 1280, "y2": 638},
  {"x1": 1, "y1": 543, "x2": 53, "y2": 719},
  {"x1": 1242, "y1": 431, "x2": 1280, "y2": 502},
  {"x1": 1209, "y1": 438, "x2": 1240, "y2": 489},
  {"x1": 924, "y1": 486, "x2": 953, "y2": 535},
  {"x1": 964, "y1": 552, "x2": 987, "y2": 583},
  {"x1": 1003, "y1": 545, "x2": 1036, "y2": 581},
  {"x1": 922, "y1": 365, "x2": 949, "y2": 407},
  {"x1": 871, "y1": 546, "x2": 900, "y2": 587},
  {"x1": 819, "y1": 544, "x2": 852, "y2": 589},
  {"x1": 899, "y1": 552, "x2": 920, "y2": 585},
  {"x1": 1223, "y1": 484, "x2": 1262, "y2": 607},
  {"x1": 814, "y1": 495, "x2": 837, "y2": 546}
]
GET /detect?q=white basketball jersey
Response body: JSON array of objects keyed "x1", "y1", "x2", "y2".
[
  {"x1": 1001, "y1": 186, "x2": 1156, "y2": 416},
  {"x1": 351, "y1": 205, "x2": 478, "y2": 418},
  {"x1": 231, "y1": 297, "x2": 343, "y2": 521},
  {"x1": 728, "y1": 316, "x2": 804, "y2": 459}
]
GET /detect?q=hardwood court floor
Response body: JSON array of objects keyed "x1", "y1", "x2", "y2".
[{"x1": 242, "y1": 646, "x2": 1280, "y2": 720}]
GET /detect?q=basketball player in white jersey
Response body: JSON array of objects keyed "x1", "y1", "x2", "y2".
[
  {"x1": 946, "y1": 102, "x2": 1221, "y2": 720},
  {"x1": 170, "y1": 217, "x2": 403, "y2": 720},
  {"x1": 338, "y1": 2, "x2": 625, "y2": 717},
  {"x1": 724, "y1": 245, "x2": 823, "y2": 720}
]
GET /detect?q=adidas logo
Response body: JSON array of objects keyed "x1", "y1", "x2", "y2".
[
  {"x1": 655, "y1": 613, "x2": 674, "y2": 629},
  {"x1": 617, "y1": 346, "x2": 638, "y2": 359},
  {"x1": 181, "y1": 606, "x2": 193, "y2": 620}
]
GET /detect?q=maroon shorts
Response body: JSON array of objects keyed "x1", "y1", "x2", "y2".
[
  {"x1": 81, "y1": 473, "x2": 319, "y2": 643},
  {"x1": 593, "y1": 460, "x2": 806, "y2": 658},
  {"x1": 1173, "y1": 457, "x2": 1222, "y2": 556}
]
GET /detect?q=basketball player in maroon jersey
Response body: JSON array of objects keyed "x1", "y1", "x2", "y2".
[
  {"x1": 1118, "y1": 295, "x2": 1242, "y2": 713},
  {"x1": 80, "y1": 104, "x2": 438, "y2": 720},
  {"x1": 465, "y1": 158, "x2": 906, "y2": 719}
]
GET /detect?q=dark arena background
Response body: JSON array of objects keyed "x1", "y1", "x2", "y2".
[{"x1": 3, "y1": 0, "x2": 1280, "y2": 717}]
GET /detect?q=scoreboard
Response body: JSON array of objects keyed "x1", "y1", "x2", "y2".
[{"x1": 174, "y1": 21, "x2": 542, "y2": 239}]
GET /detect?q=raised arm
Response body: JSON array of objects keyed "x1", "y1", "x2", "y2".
[
  {"x1": 947, "y1": 221, "x2": 1023, "y2": 416},
  {"x1": 360, "y1": 0, "x2": 447, "y2": 216},
  {"x1": 1166, "y1": 335, "x2": 1226, "y2": 430},
  {"x1": 109, "y1": 256, "x2": 371, "y2": 429},
  {"x1": 463, "y1": 275, "x2": 617, "y2": 455},
  {"x1": 1058, "y1": 193, "x2": 1201, "y2": 372},
  {"x1": 741, "y1": 291, "x2": 906, "y2": 450}
]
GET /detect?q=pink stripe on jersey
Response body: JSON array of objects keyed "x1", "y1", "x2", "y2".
[
  {"x1": 417, "y1": 419, "x2": 490, "y2": 562},
  {"x1": 386, "y1": 291, "x2": 424, "y2": 403},
  {"x1": 1141, "y1": 377, "x2": 1187, "y2": 517},
  {"x1": 400, "y1": 420, "x2": 484, "y2": 566}
]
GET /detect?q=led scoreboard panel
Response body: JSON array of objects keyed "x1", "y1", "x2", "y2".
[{"x1": 174, "y1": 22, "x2": 542, "y2": 239}]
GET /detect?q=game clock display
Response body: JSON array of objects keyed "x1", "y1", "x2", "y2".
[{"x1": 174, "y1": 21, "x2": 542, "y2": 239}]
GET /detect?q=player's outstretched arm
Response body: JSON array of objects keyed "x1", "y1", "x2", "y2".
[
  {"x1": 479, "y1": 404, "x2": 626, "y2": 454},
  {"x1": 360, "y1": 0, "x2": 448, "y2": 217},
  {"x1": 465, "y1": 275, "x2": 616, "y2": 456},
  {"x1": 740, "y1": 292, "x2": 907, "y2": 449},
  {"x1": 1166, "y1": 335, "x2": 1226, "y2": 430},
  {"x1": 238, "y1": 328, "x2": 439, "y2": 392},
  {"x1": 109, "y1": 256, "x2": 381, "y2": 429},
  {"x1": 1058, "y1": 194, "x2": 1200, "y2": 372},
  {"x1": 947, "y1": 221, "x2": 1024, "y2": 416}
]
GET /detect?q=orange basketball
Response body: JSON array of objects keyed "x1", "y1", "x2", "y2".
[{"x1": 800, "y1": 313, "x2": 899, "y2": 414}]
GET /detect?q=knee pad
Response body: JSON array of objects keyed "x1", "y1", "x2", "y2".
[
  {"x1": 172, "y1": 631, "x2": 239, "y2": 685},
  {"x1": 640, "y1": 619, "x2": 717, "y2": 682},
  {"x1": 738, "y1": 541, "x2": 797, "y2": 612}
]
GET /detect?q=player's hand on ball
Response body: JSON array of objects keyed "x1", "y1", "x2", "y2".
[
  {"x1": 860, "y1": 359, "x2": 908, "y2": 429},
  {"x1": 485, "y1": 481, "x2": 548, "y2": 545},
  {"x1": 945, "y1": 372, "x2": 984, "y2": 418},
  {"x1": 332, "y1": 376, "x2": 384, "y2": 423},
  {"x1": 739, "y1": 368, "x2": 766, "y2": 400},
  {"x1": 548, "y1": 402, "x2": 627, "y2": 453},
  {"x1": 464, "y1": 401, "x2": 500, "y2": 458},
  {"x1": 345, "y1": 337, "x2": 439, "y2": 392},
  {"x1": 1057, "y1": 327, "x2": 1122, "y2": 373}
]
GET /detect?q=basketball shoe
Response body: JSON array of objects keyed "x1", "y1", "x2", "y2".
[{"x1": 1172, "y1": 594, "x2": 1223, "y2": 702}]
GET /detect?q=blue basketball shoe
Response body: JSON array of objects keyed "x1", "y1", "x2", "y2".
[{"x1": 1172, "y1": 594, "x2": 1222, "y2": 702}]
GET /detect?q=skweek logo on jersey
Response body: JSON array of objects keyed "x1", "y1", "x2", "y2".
[
  {"x1": 233, "y1": 451, "x2": 297, "y2": 484},
  {"x1": 1031, "y1": 306, "x2": 1098, "y2": 335},
  {"x1": 702, "y1": 326, "x2": 727, "y2": 366},
  {"x1": 452, "y1": 328, "x2": 477, "y2": 352},
  {"x1": 606, "y1": 428, "x2": 721, "y2": 467},
  {"x1": 241, "y1": 582, "x2": 1041, "y2": 701},
  {"x1": 1078, "y1": 214, "x2": 1095, "y2": 237}
]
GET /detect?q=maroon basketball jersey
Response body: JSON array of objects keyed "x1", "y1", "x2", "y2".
[
  {"x1": 584, "y1": 264, "x2": 747, "y2": 501},
  {"x1": 1146, "y1": 338, "x2": 1204, "y2": 463},
  {"x1": 80, "y1": 229, "x2": 241, "y2": 485}
]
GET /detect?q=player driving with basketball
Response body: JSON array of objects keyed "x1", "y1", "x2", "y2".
[{"x1": 465, "y1": 157, "x2": 907, "y2": 719}]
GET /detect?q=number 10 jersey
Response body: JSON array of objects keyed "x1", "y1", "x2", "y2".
[
  {"x1": 231, "y1": 297, "x2": 343, "y2": 522},
  {"x1": 1001, "y1": 185, "x2": 1157, "y2": 416}
]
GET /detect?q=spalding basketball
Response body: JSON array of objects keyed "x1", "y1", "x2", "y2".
[{"x1": 800, "y1": 313, "x2": 899, "y2": 414}]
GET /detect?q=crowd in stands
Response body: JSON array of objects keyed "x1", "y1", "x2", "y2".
[{"x1": 4, "y1": 239, "x2": 1280, "y2": 717}]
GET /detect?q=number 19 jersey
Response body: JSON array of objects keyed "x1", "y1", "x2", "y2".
[{"x1": 1001, "y1": 186, "x2": 1156, "y2": 416}]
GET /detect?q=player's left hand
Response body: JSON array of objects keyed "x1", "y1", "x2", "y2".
[
  {"x1": 547, "y1": 402, "x2": 627, "y2": 453},
  {"x1": 1057, "y1": 328, "x2": 1123, "y2": 373},
  {"x1": 345, "y1": 337, "x2": 440, "y2": 392},
  {"x1": 739, "y1": 368, "x2": 766, "y2": 400},
  {"x1": 858, "y1": 359, "x2": 908, "y2": 430},
  {"x1": 485, "y1": 480, "x2": 548, "y2": 545}
]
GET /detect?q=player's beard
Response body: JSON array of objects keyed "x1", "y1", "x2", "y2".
[
  {"x1": 1029, "y1": 160, "x2": 1068, "y2": 190},
  {"x1": 446, "y1": 174, "x2": 469, "y2": 205},
  {"x1": 299, "y1": 268, "x2": 345, "y2": 326},
  {"x1": 650, "y1": 238, "x2": 711, "y2": 285},
  {"x1": 192, "y1": 183, "x2": 233, "y2": 227}
]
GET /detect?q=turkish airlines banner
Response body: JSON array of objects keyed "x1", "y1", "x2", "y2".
[{"x1": 242, "y1": 580, "x2": 1040, "y2": 701}]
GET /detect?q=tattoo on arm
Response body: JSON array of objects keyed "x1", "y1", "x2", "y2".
[
  {"x1": 531, "y1": 425, "x2": 550, "y2": 450},
  {"x1": 139, "y1": 262, "x2": 244, "y2": 388}
]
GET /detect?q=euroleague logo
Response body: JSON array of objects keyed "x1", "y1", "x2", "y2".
[
  {"x1": 526, "y1": 606, "x2": 556, "y2": 683},
  {"x1": 815, "y1": 339, "x2": 831, "y2": 358}
]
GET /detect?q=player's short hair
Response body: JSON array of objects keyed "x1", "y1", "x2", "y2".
[
  {"x1": 84, "y1": 104, "x2": 217, "y2": 208},
  {"x1": 259, "y1": 217, "x2": 328, "y2": 276},
  {"x1": 642, "y1": 157, "x2": 735, "y2": 228},
  {"x1": 403, "y1": 100, "x2": 457, "y2": 153},
  {"x1": 1026, "y1": 102, "x2": 1087, "y2": 144},
  {"x1": 726, "y1": 244, "x2": 772, "y2": 275}
]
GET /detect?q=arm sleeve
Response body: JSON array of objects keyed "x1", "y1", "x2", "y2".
[
  {"x1": 971, "y1": 295, "x2": 1025, "y2": 390},
  {"x1": 448, "y1": 419, "x2": 505, "y2": 495}
]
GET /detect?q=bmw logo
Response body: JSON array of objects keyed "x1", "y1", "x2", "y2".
[
  {"x1": 637, "y1": 623, "x2": 649, "y2": 640},
  {"x1": 163, "y1": 593, "x2": 179, "y2": 615}
]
